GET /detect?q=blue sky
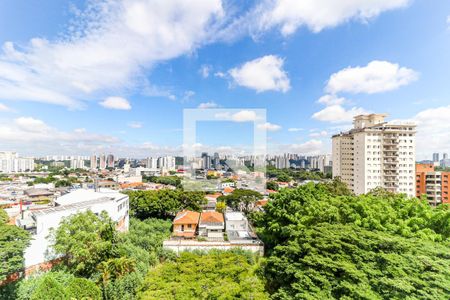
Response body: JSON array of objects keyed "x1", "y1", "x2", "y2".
[{"x1": 0, "y1": 0, "x2": 449, "y2": 159}]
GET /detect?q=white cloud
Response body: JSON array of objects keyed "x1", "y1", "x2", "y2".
[
  {"x1": 447, "y1": 15, "x2": 450, "y2": 27},
  {"x1": 0, "y1": 0, "x2": 224, "y2": 108},
  {"x1": 0, "y1": 103, "x2": 11, "y2": 112},
  {"x1": 287, "y1": 139, "x2": 324, "y2": 154},
  {"x1": 253, "y1": 0, "x2": 410, "y2": 35},
  {"x1": 326, "y1": 60, "x2": 418, "y2": 95},
  {"x1": 128, "y1": 121, "x2": 143, "y2": 128},
  {"x1": 317, "y1": 94, "x2": 346, "y2": 106},
  {"x1": 182, "y1": 90, "x2": 195, "y2": 102},
  {"x1": 257, "y1": 122, "x2": 282, "y2": 131},
  {"x1": 198, "y1": 101, "x2": 219, "y2": 109},
  {"x1": 100, "y1": 96, "x2": 131, "y2": 110},
  {"x1": 312, "y1": 105, "x2": 369, "y2": 123},
  {"x1": 215, "y1": 110, "x2": 258, "y2": 122},
  {"x1": 288, "y1": 127, "x2": 304, "y2": 132},
  {"x1": 228, "y1": 55, "x2": 290, "y2": 93},
  {"x1": 409, "y1": 105, "x2": 450, "y2": 159},
  {"x1": 0, "y1": 117, "x2": 119, "y2": 147},
  {"x1": 214, "y1": 71, "x2": 226, "y2": 78},
  {"x1": 309, "y1": 130, "x2": 328, "y2": 138},
  {"x1": 199, "y1": 65, "x2": 212, "y2": 78}
]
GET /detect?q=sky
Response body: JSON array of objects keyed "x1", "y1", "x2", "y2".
[{"x1": 0, "y1": 0, "x2": 449, "y2": 159}]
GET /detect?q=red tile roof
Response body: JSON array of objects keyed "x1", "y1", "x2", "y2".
[
  {"x1": 200, "y1": 211, "x2": 224, "y2": 224},
  {"x1": 173, "y1": 210, "x2": 200, "y2": 225}
]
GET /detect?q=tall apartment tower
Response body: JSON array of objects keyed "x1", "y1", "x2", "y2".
[
  {"x1": 433, "y1": 153, "x2": 440, "y2": 162},
  {"x1": 107, "y1": 154, "x2": 115, "y2": 168},
  {"x1": 332, "y1": 114, "x2": 416, "y2": 197},
  {"x1": 99, "y1": 154, "x2": 107, "y2": 170},
  {"x1": 90, "y1": 155, "x2": 97, "y2": 169}
]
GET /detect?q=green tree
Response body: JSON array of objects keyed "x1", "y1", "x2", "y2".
[
  {"x1": 138, "y1": 251, "x2": 268, "y2": 300},
  {"x1": 0, "y1": 208, "x2": 9, "y2": 224},
  {"x1": 16, "y1": 271, "x2": 101, "y2": 300},
  {"x1": 266, "y1": 181, "x2": 279, "y2": 191},
  {"x1": 255, "y1": 183, "x2": 450, "y2": 299},
  {"x1": 0, "y1": 210, "x2": 31, "y2": 281},
  {"x1": 215, "y1": 201, "x2": 227, "y2": 213},
  {"x1": 126, "y1": 189, "x2": 206, "y2": 219},
  {"x1": 48, "y1": 211, "x2": 119, "y2": 277},
  {"x1": 218, "y1": 189, "x2": 262, "y2": 213}
]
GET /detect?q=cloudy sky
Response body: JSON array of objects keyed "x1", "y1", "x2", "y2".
[{"x1": 0, "y1": 0, "x2": 449, "y2": 159}]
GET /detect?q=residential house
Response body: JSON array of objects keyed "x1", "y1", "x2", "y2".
[
  {"x1": 198, "y1": 211, "x2": 224, "y2": 239},
  {"x1": 173, "y1": 210, "x2": 200, "y2": 238},
  {"x1": 203, "y1": 193, "x2": 222, "y2": 211}
]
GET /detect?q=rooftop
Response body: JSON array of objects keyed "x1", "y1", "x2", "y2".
[
  {"x1": 54, "y1": 188, "x2": 125, "y2": 206},
  {"x1": 200, "y1": 211, "x2": 224, "y2": 224},
  {"x1": 173, "y1": 210, "x2": 200, "y2": 225}
]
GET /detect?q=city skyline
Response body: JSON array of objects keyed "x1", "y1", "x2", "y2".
[{"x1": 0, "y1": 1, "x2": 449, "y2": 159}]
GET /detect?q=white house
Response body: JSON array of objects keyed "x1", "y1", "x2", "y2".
[
  {"x1": 16, "y1": 189, "x2": 129, "y2": 269},
  {"x1": 224, "y1": 212, "x2": 248, "y2": 231},
  {"x1": 198, "y1": 211, "x2": 225, "y2": 239}
]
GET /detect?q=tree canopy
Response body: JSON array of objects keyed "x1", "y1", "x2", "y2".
[
  {"x1": 48, "y1": 210, "x2": 119, "y2": 277},
  {"x1": 253, "y1": 182, "x2": 450, "y2": 299},
  {"x1": 218, "y1": 189, "x2": 262, "y2": 213},
  {"x1": 125, "y1": 189, "x2": 206, "y2": 219},
  {"x1": 138, "y1": 250, "x2": 268, "y2": 300},
  {"x1": 0, "y1": 209, "x2": 31, "y2": 282}
]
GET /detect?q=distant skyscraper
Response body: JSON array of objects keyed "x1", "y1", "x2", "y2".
[
  {"x1": 107, "y1": 154, "x2": 115, "y2": 168},
  {"x1": 146, "y1": 157, "x2": 158, "y2": 170},
  {"x1": 90, "y1": 155, "x2": 97, "y2": 169},
  {"x1": 201, "y1": 152, "x2": 211, "y2": 170},
  {"x1": 433, "y1": 153, "x2": 440, "y2": 162},
  {"x1": 0, "y1": 151, "x2": 34, "y2": 173},
  {"x1": 332, "y1": 114, "x2": 416, "y2": 197},
  {"x1": 99, "y1": 154, "x2": 107, "y2": 169},
  {"x1": 443, "y1": 153, "x2": 448, "y2": 160}
]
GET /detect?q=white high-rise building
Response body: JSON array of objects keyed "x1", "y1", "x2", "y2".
[
  {"x1": 90, "y1": 155, "x2": 97, "y2": 169},
  {"x1": 0, "y1": 151, "x2": 35, "y2": 173},
  {"x1": 146, "y1": 157, "x2": 158, "y2": 170},
  {"x1": 99, "y1": 154, "x2": 107, "y2": 169},
  {"x1": 332, "y1": 114, "x2": 416, "y2": 197},
  {"x1": 159, "y1": 156, "x2": 176, "y2": 171}
]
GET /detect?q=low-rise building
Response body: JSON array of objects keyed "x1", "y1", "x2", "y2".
[
  {"x1": 172, "y1": 210, "x2": 200, "y2": 238},
  {"x1": 16, "y1": 189, "x2": 129, "y2": 271},
  {"x1": 416, "y1": 163, "x2": 450, "y2": 206},
  {"x1": 198, "y1": 211, "x2": 224, "y2": 240}
]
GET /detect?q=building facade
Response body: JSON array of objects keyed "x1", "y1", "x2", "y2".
[
  {"x1": 332, "y1": 114, "x2": 416, "y2": 197},
  {"x1": 0, "y1": 151, "x2": 34, "y2": 173},
  {"x1": 16, "y1": 189, "x2": 129, "y2": 269},
  {"x1": 416, "y1": 163, "x2": 450, "y2": 206}
]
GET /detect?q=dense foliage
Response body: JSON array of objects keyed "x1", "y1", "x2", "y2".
[
  {"x1": 217, "y1": 189, "x2": 262, "y2": 213},
  {"x1": 126, "y1": 189, "x2": 206, "y2": 219},
  {"x1": 266, "y1": 167, "x2": 330, "y2": 182},
  {"x1": 15, "y1": 271, "x2": 101, "y2": 300},
  {"x1": 49, "y1": 211, "x2": 119, "y2": 277},
  {"x1": 138, "y1": 250, "x2": 268, "y2": 300},
  {"x1": 142, "y1": 176, "x2": 181, "y2": 187},
  {"x1": 0, "y1": 209, "x2": 31, "y2": 282},
  {"x1": 253, "y1": 183, "x2": 450, "y2": 299}
]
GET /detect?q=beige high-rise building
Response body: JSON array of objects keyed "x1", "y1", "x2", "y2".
[{"x1": 332, "y1": 114, "x2": 416, "y2": 197}]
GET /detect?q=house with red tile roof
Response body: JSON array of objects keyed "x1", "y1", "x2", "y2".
[
  {"x1": 172, "y1": 210, "x2": 200, "y2": 238},
  {"x1": 198, "y1": 211, "x2": 225, "y2": 240}
]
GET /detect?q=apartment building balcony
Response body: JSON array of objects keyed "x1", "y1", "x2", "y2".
[
  {"x1": 383, "y1": 171, "x2": 399, "y2": 175},
  {"x1": 383, "y1": 160, "x2": 398, "y2": 164},
  {"x1": 384, "y1": 183, "x2": 399, "y2": 188}
]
